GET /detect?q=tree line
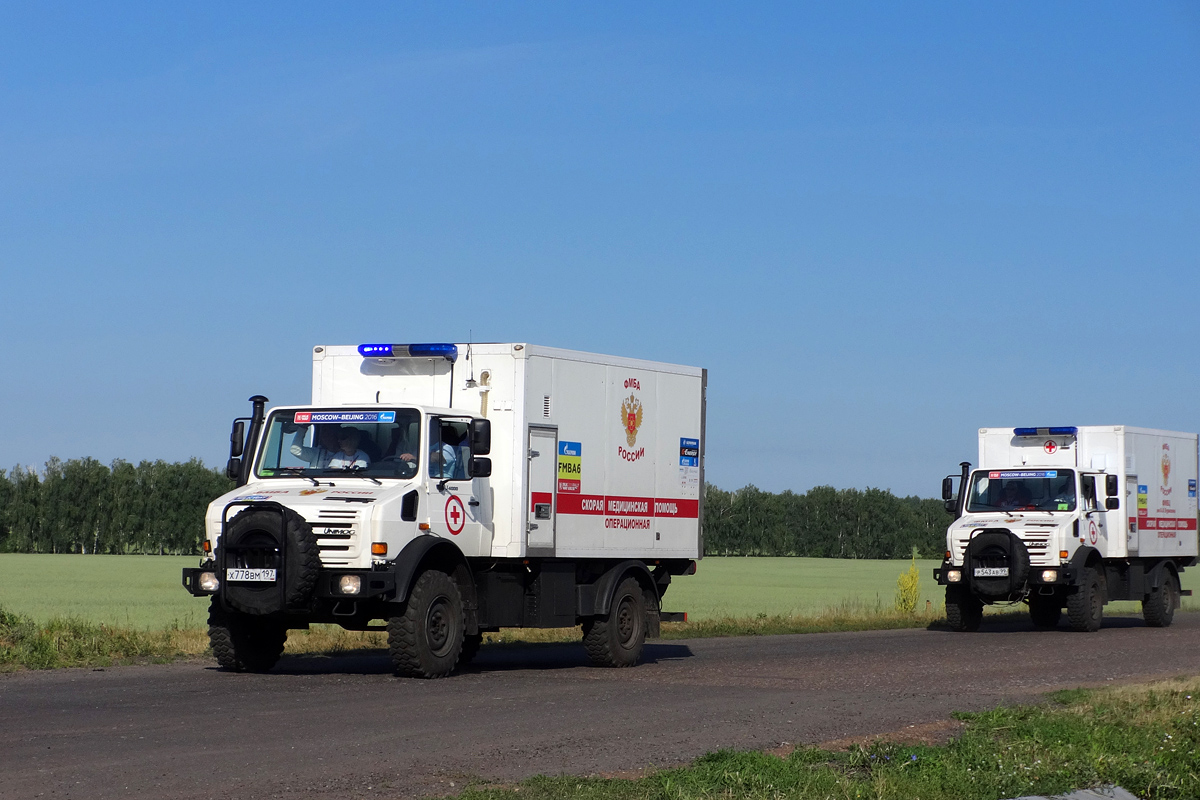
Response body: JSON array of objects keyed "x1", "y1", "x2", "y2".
[
  {"x1": 703, "y1": 484, "x2": 951, "y2": 559},
  {"x1": 0, "y1": 457, "x2": 951, "y2": 558},
  {"x1": 0, "y1": 458, "x2": 232, "y2": 555}
]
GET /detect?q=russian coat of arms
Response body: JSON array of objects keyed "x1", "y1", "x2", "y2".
[{"x1": 620, "y1": 394, "x2": 643, "y2": 446}]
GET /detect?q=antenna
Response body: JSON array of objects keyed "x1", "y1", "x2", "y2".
[{"x1": 465, "y1": 329, "x2": 478, "y2": 388}]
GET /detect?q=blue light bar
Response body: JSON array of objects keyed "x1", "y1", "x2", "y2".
[
  {"x1": 1013, "y1": 427, "x2": 1078, "y2": 437},
  {"x1": 357, "y1": 343, "x2": 459, "y2": 362}
]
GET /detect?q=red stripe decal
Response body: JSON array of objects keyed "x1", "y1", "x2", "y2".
[{"x1": 555, "y1": 494, "x2": 698, "y2": 518}]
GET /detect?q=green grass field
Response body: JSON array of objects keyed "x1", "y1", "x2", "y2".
[{"x1": 0, "y1": 553, "x2": 1196, "y2": 630}]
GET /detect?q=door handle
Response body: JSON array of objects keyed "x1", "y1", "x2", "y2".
[
  {"x1": 469, "y1": 499, "x2": 480, "y2": 507},
  {"x1": 528, "y1": 523, "x2": 539, "y2": 531},
  {"x1": 529, "y1": 450, "x2": 540, "y2": 459}
]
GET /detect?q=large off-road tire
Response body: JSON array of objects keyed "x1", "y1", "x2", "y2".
[
  {"x1": 583, "y1": 577, "x2": 648, "y2": 667},
  {"x1": 388, "y1": 570, "x2": 465, "y2": 679},
  {"x1": 220, "y1": 507, "x2": 320, "y2": 615},
  {"x1": 1028, "y1": 595, "x2": 1062, "y2": 630},
  {"x1": 458, "y1": 633, "x2": 484, "y2": 666},
  {"x1": 945, "y1": 586, "x2": 983, "y2": 632},
  {"x1": 207, "y1": 599, "x2": 288, "y2": 673},
  {"x1": 1067, "y1": 567, "x2": 1104, "y2": 632},
  {"x1": 1143, "y1": 569, "x2": 1179, "y2": 628}
]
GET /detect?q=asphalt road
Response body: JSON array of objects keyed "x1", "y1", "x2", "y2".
[{"x1": 3, "y1": 614, "x2": 1200, "y2": 800}]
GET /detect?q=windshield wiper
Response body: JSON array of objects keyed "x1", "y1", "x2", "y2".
[
  {"x1": 270, "y1": 467, "x2": 323, "y2": 486},
  {"x1": 349, "y1": 467, "x2": 382, "y2": 485}
]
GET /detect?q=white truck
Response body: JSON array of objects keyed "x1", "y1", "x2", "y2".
[
  {"x1": 183, "y1": 342, "x2": 705, "y2": 677},
  {"x1": 936, "y1": 426, "x2": 1197, "y2": 632}
]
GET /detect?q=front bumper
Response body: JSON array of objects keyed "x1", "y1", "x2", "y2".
[
  {"x1": 183, "y1": 565, "x2": 396, "y2": 601},
  {"x1": 934, "y1": 560, "x2": 1078, "y2": 587}
]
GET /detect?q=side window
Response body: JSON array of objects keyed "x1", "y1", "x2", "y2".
[
  {"x1": 428, "y1": 418, "x2": 471, "y2": 480},
  {"x1": 1081, "y1": 475, "x2": 1099, "y2": 511}
]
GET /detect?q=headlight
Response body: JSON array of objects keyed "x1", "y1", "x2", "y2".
[
  {"x1": 946, "y1": 569, "x2": 962, "y2": 583},
  {"x1": 338, "y1": 575, "x2": 362, "y2": 595},
  {"x1": 1041, "y1": 570, "x2": 1058, "y2": 583},
  {"x1": 199, "y1": 572, "x2": 219, "y2": 592}
]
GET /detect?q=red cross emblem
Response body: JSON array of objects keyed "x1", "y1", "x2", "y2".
[
  {"x1": 1089, "y1": 521, "x2": 1099, "y2": 545},
  {"x1": 444, "y1": 495, "x2": 466, "y2": 535},
  {"x1": 1044, "y1": 440, "x2": 1057, "y2": 454}
]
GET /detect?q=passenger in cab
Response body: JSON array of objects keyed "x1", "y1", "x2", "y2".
[
  {"x1": 291, "y1": 424, "x2": 340, "y2": 468},
  {"x1": 328, "y1": 428, "x2": 371, "y2": 470}
]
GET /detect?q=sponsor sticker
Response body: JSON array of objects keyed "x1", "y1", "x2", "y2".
[
  {"x1": 988, "y1": 470, "x2": 1058, "y2": 479},
  {"x1": 557, "y1": 441, "x2": 581, "y2": 494},
  {"x1": 679, "y1": 437, "x2": 699, "y2": 467},
  {"x1": 293, "y1": 411, "x2": 396, "y2": 424},
  {"x1": 234, "y1": 494, "x2": 270, "y2": 501}
]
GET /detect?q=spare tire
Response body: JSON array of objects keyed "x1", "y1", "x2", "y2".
[
  {"x1": 218, "y1": 506, "x2": 320, "y2": 615},
  {"x1": 966, "y1": 530, "x2": 1030, "y2": 598}
]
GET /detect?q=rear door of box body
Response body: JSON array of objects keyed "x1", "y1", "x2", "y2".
[{"x1": 526, "y1": 426, "x2": 558, "y2": 554}]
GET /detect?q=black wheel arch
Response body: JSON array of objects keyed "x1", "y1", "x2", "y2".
[
  {"x1": 391, "y1": 535, "x2": 478, "y2": 635},
  {"x1": 584, "y1": 561, "x2": 654, "y2": 614}
]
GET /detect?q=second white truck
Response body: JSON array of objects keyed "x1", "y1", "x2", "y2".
[
  {"x1": 937, "y1": 426, "x2": 1197, "y2": 632},
  {"x1": 183, "y1": 342, "x2": 705, "y2": 676}
]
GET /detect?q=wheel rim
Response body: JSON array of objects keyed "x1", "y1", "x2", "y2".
[
  {"x1": 426, "y1": 594, "x2": 454, "y2": 657},
  {"x1": 616, "y1": 595, "x2": 639, "y2": 647}
]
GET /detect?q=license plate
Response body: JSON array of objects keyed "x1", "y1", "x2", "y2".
[
  {"x1": 226, "y1": 568, "x2": 277, "y2": 582},
  {"x1": 974, "y1": 567, "x2": 1008, "y2": 577}
]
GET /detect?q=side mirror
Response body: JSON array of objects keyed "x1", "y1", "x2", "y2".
[
  {"x1": 943, "y1": 499, "x2": 956, "y2": 514},
  {"x1": 1105, "y1": 497, "x2": 1120, "y2": 510},
  {"x1": 941, "y1": 476, "x2": 954, "y2": 501},
  {"x1": 469, "y1": 456, "x2": 492, "y2": 478},
  {"x1": 229, "y1": 420, "x2": 245, "y2": 458},
  {"x1": 225, "y1": 457, "x2": 241, "y2": 481},
  {"x1": 1106, "y1": 474, "x2": 1119, "y2": 497},
  {"x1": 470, "y1": 418, "x2": 491, "y2": 455}
]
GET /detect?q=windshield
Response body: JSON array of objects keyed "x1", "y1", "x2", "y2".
[
  {"x1": 255, "y1": 409, "x2": 422, "y2": 480},
  {"x1": 966, "y1": 469, "x2": 1076, "y2": 513}
]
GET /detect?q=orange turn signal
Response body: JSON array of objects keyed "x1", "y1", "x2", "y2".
[
  {"x1": 202, "y1": 540, "x2": 211, "y2": 553},
  {"x1": 945, "y1": 550, "x2": 952, "y2": 559},
  {"x1": 1060, "y1": 550, "x2": 1069, "y2": 559},
  {"x1": 419, "y1": 523, "x2": 430, "y2": 531},
  {"x1": 371, "y1": 543, "x2": 388, "y2": 556}
]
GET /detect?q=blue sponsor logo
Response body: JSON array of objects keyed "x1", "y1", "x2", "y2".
[
  {"x1": 559, "y1": 441, "x2": 581, "y2": 457},
  {"x1": 235, "y1": 494, "x2": 270, "y2": 501},
  {"x1": 680, "y1": 437, "x2": 700, "y2": 466},
  {"x1": 993, "y1": 470, "x2": 1057, "y2": 479},
  {"x1": 1139, "y1": 485, "x2": 1148, "y2": 494}
]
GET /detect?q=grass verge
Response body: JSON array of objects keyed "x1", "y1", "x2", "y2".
[
  {"x1": 0, "y1": 605, "x2": 202, "y2": 670},
  {"x1": 452, "y1": 676, "x2": 1200, "y2": 800}
]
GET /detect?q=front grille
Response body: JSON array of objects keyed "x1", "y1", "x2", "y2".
[
  {"x1": 952, "y1": 530, "x2": 1055, "y2": 566},
  {"x1": 313, "y1": 508, "x2": 360, "y2": 564}
]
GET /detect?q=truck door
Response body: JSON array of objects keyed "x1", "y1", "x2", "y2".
[
  {"x1": 526, "y1": 426, "x2": 557, "y2": 554},
  {"x1": 1125, "y1": 475, "x2": 1139, "y2": 555},
  {"x1": 1081, "y1": 473, "x2": 1109, "y2": 554},
  {"x1": 425, "y1": 417, "x2": 484, "y2": 552}
]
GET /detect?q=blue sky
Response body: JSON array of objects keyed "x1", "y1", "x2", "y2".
[{"x1": 1, "y1": 2, "x2": 1197, "y2": 496}]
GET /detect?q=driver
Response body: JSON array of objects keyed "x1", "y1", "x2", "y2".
[
  {"x1": 328, "y1": 428, "x2": 371, "y2": 470},
  {"x1": 997, "y1": 482, "x2": 1027, "y2": 510}
]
